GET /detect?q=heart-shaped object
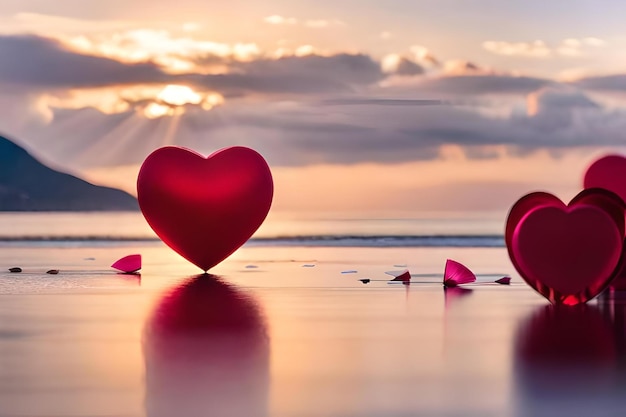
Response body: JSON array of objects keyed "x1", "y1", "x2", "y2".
[
  {"x1": 584, "y1": 155, "x2": 626, "y2": 203},
  {"x1": 583, "y1": 155, "x2": 626, "y2": 290},
  {"x1": 507, "y1": 190, "x2": 624, "y2": 305},
  {"x1": 137, "y1": 146, "x2": 273, "y2": 271},
  {"x1": 505, "y1": 192, "x2": 561, "y2": 250}
]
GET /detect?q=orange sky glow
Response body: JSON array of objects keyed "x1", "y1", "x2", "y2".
[{"x1": 1, "y1": 2, "x2": 626, "y2": 215}]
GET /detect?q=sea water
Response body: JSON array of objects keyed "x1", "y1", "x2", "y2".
[
  {"x1": 3, "y1": 211, "x2": 621, "y2": 417},
  {"x1": 0, "y1": 211, "x2": 506, "y2": 247}
]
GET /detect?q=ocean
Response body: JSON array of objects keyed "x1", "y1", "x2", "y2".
[
  {"x1": 4, "y1": 210, "x2": 621, "y2": 417},
  {"x1": 0, "y1": 211, "x2": 506, "y2": 247}
]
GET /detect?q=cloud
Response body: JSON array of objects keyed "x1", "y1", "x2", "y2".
[
  {"x1": 0, "y1": 33, "x2": 383, "y2": 96},
  {"x1": 526, "y1": 86, "x2": 599, "y2": 116},
  {"x1": 482, "y1": 40, "x2": 551, "y2": 58},
  {"x1": 573, "y1": 74, "x2": 626, "y2": 92},
  {"x1": 0, "y1": 34, "x2": 167, "y2": 88},
  {"x1": 4, "y1": 32, "x2": 626, "y2": 179},
  {"x1": 381, "y1": 74, "x2": 550, "y2": 96},
  {"x1": 442, "y1": 60, "x2": 483, "y2": 75},
  {"x1": 264, "y1": 15, "x2": 298, "y2": 25},
  {"x1": 582, "y1": 37, "x2": 606, "y2": 47},
  {"x1": 381, "y1": 54, "x2": 424, "y2": 76},
  {"x1": 183, "y1": 53, "x2": 385, "y2": 95},
  {"x1": 64, "y1": 29, "x2": 261, "y2": 71},
  {"x1": 0, "y1": 32, "x2": 555, "y2": 101},
  {"x1": 6, "y1": 81, "x2": 626, "y2": 176},
  {"x1": 409, "y1": 45, "x2": 440, "y2": 67},
  {"x1": 263, "y1": 15, "x2": 343, "y2": 28},
  {"x1": 483, "y1": 37, "x2": 607, "y2": 58}
]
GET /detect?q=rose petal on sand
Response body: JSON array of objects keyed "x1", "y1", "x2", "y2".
[
  {"x1": 390, "y1": 269, "x2": 411, "y2": 283},
  {"x1": 443, "y1": 259, "x2": 477, "y2": 287},
  {"x1": 495, "y1": 276, "x2": 512, "y2": 285},
  {"x1": 112, "y1": 254, "x2": 142, "y2": 273}
]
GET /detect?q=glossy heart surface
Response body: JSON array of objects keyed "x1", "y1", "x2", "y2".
[
  {"x1": 584, "y1": 154, "x2": 626, "y2": 204},
  {"x1": 137, "y1": 146, "x2": 273, "y2": 271},
  {"x1": 507, "y1": 192, "x2": 624, "y2": 305}
]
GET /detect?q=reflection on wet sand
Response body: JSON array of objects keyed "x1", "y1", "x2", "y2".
[
  {"x1": 143, "y1": 274, "x2": 269, "y2": 417},
  {"x1": 513, "y1": 301, "x2": 626, "y2": 417},
  {"x1": 443, "y1": 286, "x2": 473, "y2": 307}
]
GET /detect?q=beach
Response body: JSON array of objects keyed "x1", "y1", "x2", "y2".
[{"x1": 1, "y1": 213, "x2": 625, "y2": 417}]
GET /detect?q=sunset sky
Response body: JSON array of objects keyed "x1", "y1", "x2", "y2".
[{"x1": 1, "y1": 1, "x2": 626, "y2": 215}]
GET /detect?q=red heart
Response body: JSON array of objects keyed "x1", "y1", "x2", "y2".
[
  {"x1": 137, "y1": 146, "x2": 273, "y2": 271},
  {"x1": 507, "y1": 192, "x2": 624, "y2": 305},
  {"x1": 505, "y1": 192, "x2": 561, "y2": 250},
  {"x1": 583, "y1": 155, "x2": 626, "y2": 290},
  {"x1": 569, "y1": 187, "x2": 626, "y2": 235},
  {"x1": 584, "y1": 154, "x2": 626, "y2": 203}
]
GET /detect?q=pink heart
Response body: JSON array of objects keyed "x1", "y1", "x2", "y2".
[
  {"x1": 584, "y1": 154, "x2": 626, "y2": 204},
  {"x1": 508, "y1": 191, "x2": 624, "y2": 305},
  {"x1": 137, "y1": 146, "x2": 273, "y2": 271}
]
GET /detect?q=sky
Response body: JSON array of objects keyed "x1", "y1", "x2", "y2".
[{"x1": 1, "y1": 0, "x2": 626, "y2": 215}]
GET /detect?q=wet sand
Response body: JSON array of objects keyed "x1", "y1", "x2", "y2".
[{"x1": 0, "y1": 244, "x2": 625, "y2": 417}]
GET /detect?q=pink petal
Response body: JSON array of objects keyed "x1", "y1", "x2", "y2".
[
  {"x1": 111, "y1": 254, "x2": 142, "y2": 273},
  {"x1": 443, "y1": 278, "x2": 459, "y2": 287},
  {"x1": 443, "y1": 259, "x2": 476, "y2": 286},
  {"x1": 390, "y1": 269, "x2": 411, "y2": 283},
  {"x1": 495, "y1": 276, "x2": 512, "y2": 285}
]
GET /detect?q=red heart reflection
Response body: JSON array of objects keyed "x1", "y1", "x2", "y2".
[{"x1": 143, "y1": 275, "x2": 269, "y2": 417}]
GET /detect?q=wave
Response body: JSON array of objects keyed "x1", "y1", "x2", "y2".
[
  {"x1": 0, "y1": 234, "x2": 505, "y2": 248},
  {"x1": 249, "y1": 235, "x2": 504, "y2": 247}
]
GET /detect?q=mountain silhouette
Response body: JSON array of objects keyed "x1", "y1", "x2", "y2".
[{"x1": 0, "y1": 135, "x2": 138, "y2": 211}]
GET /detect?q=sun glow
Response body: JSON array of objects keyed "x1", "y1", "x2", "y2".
[
  {"x1": 144, "y1": 102, "x2": 174, "y2": 119},
  {"x1": 36, "y1": 84, "x2": 223, "y2": 120},
  {"x1": 157, "y1": 85, "x2": 202, "y2": 106},
  {"x1": 142, "y1": 85, "x2": 224, "y2": 118}
]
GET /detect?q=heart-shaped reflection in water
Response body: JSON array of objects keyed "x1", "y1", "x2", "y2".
[
  {"x1": 513, "y1": 305, "x2": 619, "y2": 417},
  {"x1": 143, "y1": 275, "x2": 269, "y2": 417}
]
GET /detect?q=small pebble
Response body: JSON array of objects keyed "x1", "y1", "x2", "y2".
[
  {"x1": 9, "y1": 267, "x2": 22, "y2": 273},
  {"x1": 46, "y1": 269, "x2": 60, "y2": 275}
]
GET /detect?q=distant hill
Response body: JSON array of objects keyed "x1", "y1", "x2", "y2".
[{"x1": 0, "y1": 136, "x2": 138, "y2": 211}]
